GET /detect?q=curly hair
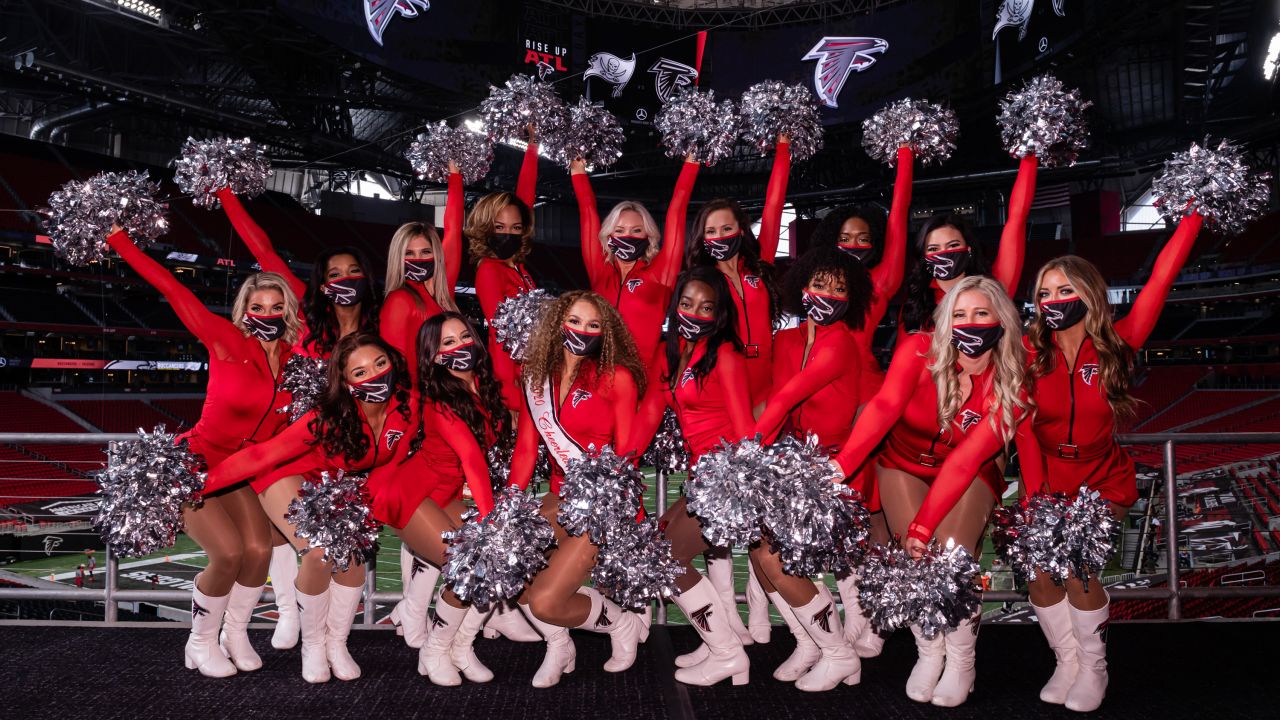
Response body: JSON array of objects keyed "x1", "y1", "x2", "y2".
[
  {"x1": 662, "y1": 266, "x2": 743, "y2": 389},
  {"x1": 1028, "y1": 255, "x2": 1137, "y2": 422},
  {"x1": 685, "y1": 198, "x2": 781, "y2": 327},
  {"x1": 464, "y1": 191, "x2": 535, "y2": 264},
  {"x1": 810, "y1": 204, "x2": 888, "y2": 268},
  {"x1": 520, "y1": 290, "x2": 647, "y2": 398},
  {"x1": 302, "y1": 245, "x2": 381, "y2": 358},
  {"x1": 902, "y1": 212, "x2": 991, "y2": 334},
  {"x1": 782, "y1": 245, "x2": 876, "y2": 331},
  {"x1": 309, "y1": 333, "x2": 412, "y2": 464},
  {"x1": 411, "y1": 312, "x2": 511, "y2": 454}
]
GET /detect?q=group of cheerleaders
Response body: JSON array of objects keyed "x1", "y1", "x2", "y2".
[{"x1": 103, "y1": 124, "x2": 1203, "y2": 713}]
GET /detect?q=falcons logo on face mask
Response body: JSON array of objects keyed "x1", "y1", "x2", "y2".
[
  {"x1": 1080, "y1": 363, "x2": 1099, "y2": 386},
  {"x1": 321, "y1": 280, "x2": 359, "y2": 305},
  {"x1": 744, "y1": 275, "x2": 760, "y2": 289},
  {"x1": 571, "y1": 389, "x2": 592, "y2": 408},
  {"x1": 958, "y1": 409, "x2": 983, "y2": 432},
  {"x1": 585, "y1": 52, "x2": 637, "y2": 98},
  {"x1": 626, "y1": 278, "x2": 644, "y2": 293},
  {"x1": 351, "y1": 377, "x2": 392, "y2": 403},
  {"x1": 364, "y1": 0, "x2": 430, "y2": 47},
  {"x1": 680, "y1": 367, "x2": 696, "y2": 388},
  {"x1": 951, "y1": 326, "x2": 985, "y2": 356},
  {"x1": 1041, "y1": 301, "x2": 1066, "y2": 326},
  {"x1": 802, "y1": 36, "x2": 889, "y2": 109},
  {"x1": 385, "y1": 429, "x2": 404, "y2": 450},
  {"x1": 649, "y1": 58, "x2": 699, "y2": 103}
]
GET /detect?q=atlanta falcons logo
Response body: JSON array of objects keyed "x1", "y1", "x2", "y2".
[
  {"x1": 364, "y1": 0, "x2": 430, "y2": 47},
  {"x1": 648, "y1": 58, "x2": 699, "y2": 103},
  {"x1": 993, "y1": 0, "x2": 1066, "y2": 41},
  {"x1": 802, "y1": 36, "x2": 889, "y2": 109},
  {"x1": 951, "y1": 326, "x2": 985, "y2": 356},
  {"x1": 626, "y1": 278, "x2": 644, "y2": 293},
  {"x1": 958, "y1": 409, "x2": 983, "y2": 432},
  {"x1": 571, "y1": 389, "x2": 592, "y2": 408},
  {"x1": 536, "y1": 60, "x2": 555, "y2": 80},
  {"x1": 191, "y1": 598, "x2": 210, "y2": 618},
  {"x1": 1095, "y1": 617, "x2": 1109, "y2": 644},
  {"x1": 43, "y1": 536, "x2": 62, "y2": 556},
  {"x1": 1079, "y1": 363, "x2": 1099, "y2": 387},
  {"x1": 595, "y1": 606, "x2": 613, "y2": 629},
  {"x1": 744, "y1": 275, "x2": 760, "y2": 289},
  {"x1": 321, "y1": 281, "x2": 359, "y2": 305},
  {"x1": 585, "y1": 52, "x2": 637, "y2": 98},
  {"x1": 410, "y1": 556, "x2": 428, "y2": 579},
  {"x1": 690, "y1": 603, "x2": 714, "y2": 633},
  {"x1": 679, "y1": 367, "x2": 696, "y2": 388},
  {"x1": 430, "y1": 610, "x2": 448, "y2": 629},
  {"x1": 385, "y1": 429, "x2": 404, "y2": 450},
  {"x1": 810, "y1": 602, "x2": 834, "y2": 633}
]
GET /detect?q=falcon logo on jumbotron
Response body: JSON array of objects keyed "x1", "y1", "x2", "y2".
[
  {"x1": 626, "y1": 278, "x2": 644, "y2": 293},
  {"x1": 1080, "y1": 363, "x2": 1099, "y2": 386},
  {"x1": 802, "y1": 37, "x2": 889, "y2": 109},
  {"x1": 648, "y1": 58, "x2": 699, "y2": 103},
  {"x1": 364, "y1": 0, "x2": 430, "y2": 47},
  {"x1": 958, "y1": 409, "x2": 983, "y2": 431}
]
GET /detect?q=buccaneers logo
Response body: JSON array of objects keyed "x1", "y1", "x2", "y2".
[
  {"x1": 626, "y1": 278, "x2": 644, "y2": 293},
  {"x1": 364, "y1": 0, "x2": 430, "y2": 47},
  {"x1": 1079, "y1": 363, "x2": 1099, "y2": 387},
  {"x1": 571, "y1": 389, "x2": 592, "y2": 408},
  {"x1": 802, "y1": 37, "x2": 889, "y2": 109},
  {"x1": 993, "y1": 0, "x2": 1066, "y2": 41},
  {"x1": 585, "y1": 52, "x2": 637, "y2": 98},
  {"x1": 648, "y1": 58, "x2": 699, "y2": 103},
  {"x1": 958, "y1": 409, "x2": 983, "y2": 431},
  {"x1": 385, "y1": 429, "x2": 404, "y2": 451}
]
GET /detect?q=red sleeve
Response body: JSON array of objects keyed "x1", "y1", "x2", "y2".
[
  {"x1": 907, "y1": 409, "x2": 1009, "y2": 542},
  {"x1": 609, "y1": 369, "x2": 640, "y2": 456},
  {"x1": 444, "y1": 172, "x2": 464, "y2": 292},
  {"x1": 474, "y1": 261, "x2": 508, "y2": 321},
  {"x1": 379, "y1": 290, "x2": 418, "y2": 376},
  {"x1": 216, "y1": 189, "x2": 307, "y2": 300},
  {"x1": 516, "y1": 141, "x2": 539, "y2": 208},
  {"x1": 434, "y1": 407, "x2": 495, "y2": 516},
  {"x1": 717, "y1": 345, "x2": 755, "y2": 440},
  {"x1": 1014, "y1": 415, "x2": 1047, "y2": 497},
  {"x1": 992, "y1": 155, "x2": 1038, "y2": 297},
  {"x1": 627, "y1": 376, "x2": 672, "y2": 457},
  {"x1": 203, "y1": 412, "x2": 318, "y2": 494},
  {"x1": 867, "y1": 146, "x2": 914, "y2": 327},
  {"x1": 662, "y1": 161, "x2": 699, "y2": 283},
  {"x1": 1115, "y1": 212, "x2": 1203, "y2": 349},
  {"x1": 508, "y1": 402, "x2": 538, "y2": 490},
  {"x1": 757, "y1": 140, "x2": 792, "y2": 263},
  {"x1": 832, "y1": 333, "x2": 929, "y2": 474},
  {"x1": 572, "y1": 172, "x2": 607, "y2": 289},
  {"x1": 755, "y1": 333, "x2": 859, "y2": 442}
]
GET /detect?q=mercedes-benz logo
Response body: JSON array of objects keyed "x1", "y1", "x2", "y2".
[
  {"x1": 635, "y1": 108, "x2": 648, "y2": 121},
  {"x1": 1038, "y1": 37, "x2": 1049, "y2": 52}
]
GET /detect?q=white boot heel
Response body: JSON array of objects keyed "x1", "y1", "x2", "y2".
[
  {"x1": 671, "y1": 576, "x2": 751, "y2": 686},
  {"x1": 269, "y1": 545, "x2": 300, "y2": 650},
  {"x1": 1033, "y1": 598, "x2": 1079, "y2": 704},
  {"x1": 185, "y1": 588, "x2": 237, "y2": 678},
  {"x1": 219, "y1": 582, "x2": 263, "y2": 672},
  {"x1": 906, "y1": 624, "x2": 946, "y2": 702},
  {"x1": 326, "y1": 582, "x2": 364, "y2": 681},
  {"x1": 449, "y1": 606, "x2": 494, "y2": 683},
  {"x1": 419, "y1": 601, "x2": 468, "y2": 686},
  {"x1": 767, "y1": 591, "x2": 820, "y2": 682},
  {"x1": 296, "y1": 587, "x2": 331, "y2": 684}
]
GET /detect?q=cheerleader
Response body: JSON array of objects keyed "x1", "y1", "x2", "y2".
[
  {"x1": 1022, "y1": 211, "x2": 1203, "y2": 713},
  {"x1": 105, "y1": 228, "x2": 293, "y2": 678},
  {"x1": 832, "y1": 275, "x2": 1037, "y2": 706},
  {"x1": 203, "y1": 334, "x2": 414, "y2": 683},
  {"x1": 506, "y1": 291, "x2": 648, "y2": 688}
]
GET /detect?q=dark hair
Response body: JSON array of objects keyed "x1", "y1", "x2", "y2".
[
  {"x1": 685, "y1": 198, "x2": 781, "y2": 326},
  {"x1": 901, "y1": 213, "x2": 990, "y2": 333},
  {"x1": 411, "y1": 312, "x2": 511, "y2": 454},
  {"x1": 310, "y1": 333, "x2": 411, "y2": 464},
  {"x1": 810, "y1": 205, "x2": 888, "y2": 268},
  {"x1": 302, "y1": 246, "x2": 381, "y2": 357},
  {"x1": 662, "y1": 266, "x2": 743, "y2": 389},
  {"x1": 782, "y1": 245, "x2": 875, "y2": 331}
]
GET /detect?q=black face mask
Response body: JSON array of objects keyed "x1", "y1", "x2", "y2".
[
  {"x1": 243, "y1": 313, "x2": 287, "y2": 342},
  {"x1": 436, "y1": 342, "x2": 479, "y2": 372},
  {"x1": 348, "y1": 367, "x2": 394, "y2": 403},
  {"x1": 676, "y1": 310, "x2": 716, "y2": 341},
  {"x1": 838, "y1": 245, "x2": 873, "y2": 264},
  {"x1": 951, "y1": 322, "x2": 1005, "y2": 357},
  {"x1": 561, "y1": 325, "x2": 603, "y2": 356},
  {"x1": 925, "y1": 248, "x2": 971, "y2": 281},
  {"x1": 490, "y1": 232, "x2": 523, "y2": 260},
  {"x1": 1040, "y1": 297, "x2": 1088, "y2": 331},
  {"x1": 802, "y1": 291, "x2": 850, "y2": 326},
  {"x1": 321, "y1": 276, "x2": 368, "y2": 306},
  {"x1": 403, "y1": 258, "x2": 435, "y2": 283},
  {"x1": 608, "y1": 235, "x2": 648, "y2": 262},
  {"x1": 703, "y1": 232, "x2": 742, "y2": 261}
]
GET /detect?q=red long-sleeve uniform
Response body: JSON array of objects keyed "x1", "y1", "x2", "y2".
[
  {"x1": 107, "y1": 230, "x2": 295, "y2": 468},
  {"x1": 755, "y1": 323, "x2": 863, "y2": 451},
  {"x1": 1026, "y1": 213, "x2": 1204, "y2": 506},
  {"x1": 509, "y1": 361, "x2": 639, "y2": 494},
  {"x1": 858, "y1": 146, "x2": 914, "y2": 398},
  {"x1": 574, "y1": 161, "x2": 698, "y2": 369}
]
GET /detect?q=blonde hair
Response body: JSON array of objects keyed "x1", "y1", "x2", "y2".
[
  {"x1": 1028, "y1": 255, "x2": 1137, "y2": 421},
  {"x1": 597, "y1": 201, "x2": 662, "y2": 264},
  {"x1": 927, "y1": 275, "x2": 1029, "y2": 444},
  {"x1": 384, "y1": 221, "x2": 458, "y2": 313},
  {"x1": 464, "y1": 192, "x2": 534, "y2": 263},
  {"x1": 232, "y1": 271, "x2": 302, "y2": 345},
  {"x1": 521, "y1": 290, "x2": 646, "y2": 398}
]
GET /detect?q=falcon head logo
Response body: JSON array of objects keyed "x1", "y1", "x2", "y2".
[
  {"x1": 536, "y1": 60, "x2": 555, "y2": 80},
  {"x1": 1079, "y1": 363, "x2": 1099, "y2": 387},
  {"x1": 364, "y1": 0, "x2": 430, "y2": 47},
  {"x1": 958, "y1": 409, "x2": 983, "y2": 432},
  {"x1": 802, "y1": 37, "x2": 889, "y2": 109},
  {"x1": 679, "y1": 367, "x2": 696, "y2": 388},
  {"x1": 191, "y1": 598, "x2": 210, "y2": 618},
  {"x1": 1095, "y1": 617, "x2": 1109, "y2": 644},
  {"x1": 810, "y1": 601, "x2": 834, "y2": 634},
  {"x1": 571, "y1": 389, "x2": 592, "y2": 408},
  {"x1": 626, "y1": 278, "x2": 644, "y2": 293},
  {"x1": 951, "y1": 326, "x2": 985, "y2": 356},
  {"x1": 385, "y1": 429, "x2": 404, "y2": 451},
  {"x1": 993, "y1": 0, "x2": 1066, "y2": 41},
  {"x1": 744, "y1": 275, "x2": 760, "y2": 289},
  {"x1": 410, "y1": 556, "x2": 428, "y2": 579},
  {"x1": 595, "y1": 605, "x2": 613, "y2": 628},
  {"x1": 690, "y1": 603, "x2": 714, "y2": 633},
  {"x1": 430, "y1": 610, "x2": 448, "y2": 629},
  {"x1": 43, "y1": 536, "x2": 63, "y2": 556},
  {"x1": 648, "y1": 58, "x2": 699, "y2": 103},
  {"x1": 585, "y1": 52, "x2": 637, "y2": 98}
]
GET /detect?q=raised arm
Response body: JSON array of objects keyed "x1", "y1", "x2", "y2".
[
  {"x1": 215, "y1": 189, "x2": 307, "y2": 300},
  {"x1": 571, "y1": 164, "x2": 607, "y2": 289},
  {"x1": 434, "y1": 407, "x2": 495, "y2": 516},
  {"x1": 1115, "y1": 212, "x2": 1203, "y2": 348},
  {"x1": 664, "y1": 161, "x2": 700, "y2": 281},
  {"x1": 378, "y1": 291, "x2": 418, "y2": 379},
  {"x1": 757, "y1": 139, "x2": 793, "y2": 263},
  {"x1": 718, "y1": 345, "x2": 756, "y2": 441},
  {"x1": 516, "y1": 140, "x2": 539, "y2": 208},
  {"x1": 444, "y1": 170, "x2": 464, "y2": 292},
  {"x1": 831, "y1": 333, "x2": 930, "y2": 475},
  {"x1": 203, "y1": 412, "x2": 317, "y2": 494},
  {"x1": 507, "y1": 403, "x2": 539, "y2": 491},
  {"x1": 867, "y1": 146, "x2": 914, "y2": 326},
  {"x1": 906, "y1": 410, "x2": 1012, "y2": 543},
  {"x1": 754, "y1": 334, "x2": 859, "y2": 442},
  {"x1": 992, "y1": 155, "x2": 1038, "y2": 296}
]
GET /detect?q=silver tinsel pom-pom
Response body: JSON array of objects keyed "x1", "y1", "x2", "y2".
[
  {"x1": 997, "y1": 74, "x2": 1092, "y2": 168},
  {"x1": 491, "y1": 288, "x2": 555, "y2": 362},
  {"x1": 284, "y1": 471, "x2": 380, "y2": 573},
  {"x1": 993, "y1": 490, "x2": 1118, "y2": 589},
  {"x1": 858, "y1": 539, "x2": 983, "y2": 639},
  {"x1": 1151, "y1": 138, "x2": 1272, "y2": 235},
  {"x1": 861, "y1": 98, "x2": 959, "y2": 167},
  {"x1": 94, "y1": 425, "x2": 206, "y2": 558},
  {"x1": 759, "y1": 435, "x2": 870, "y2": 576},
  {"x1": 443, "y1": 487, "x2": 556, "y2": 607},
  {"x1": 738, "y1": 81, "x2": 824, "y2": 162},
  {"x1": 405, "y1": 121, "x2": 494, "y2": 185},
  {"x1": 558, "y1": 445, "x2": 645, "y2": 544},
  {"x1": 276, "y1": 354, "x2": 328, "y2": 424},
  {"x1": 42, "y1": 171, "x2": 169, "y2": 265},
  {"x1": 172, "y1": 137, "x2": 272, "y2": 210},
  {"x1": 479, "y1": 74, "x2": 568, "y2": 143},
  {"x1": 592, "y1": 517, "x2": 682, "y2": 609},
  {"x1": 640, "y1": 407, "x2": 690, "y2": 474},
  {"x1": 1060, "y1": 489, "x2": 1118, "y2": 589},
  {"x1": 685, "y1": 437, "x2": 772, "y2": 547},
  {"x1": 653, "y1": 87, "x2": 739, "y2": 166},
  {"x1": 550, "y1": 98, "x2": 625, "y2": 169}
]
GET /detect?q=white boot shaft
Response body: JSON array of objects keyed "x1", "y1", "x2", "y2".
[
  {"x1": 1065, "y1": 601, "x2": 1110, "y2": 713},
  {"x1": 931, "y1": 616, "x2": 979, "y2": 707},
  {"x1": 1033, "y1": 598, "x2": 1079, "y2": 704},
  {"x1": 837, "y1": 574, "x2": 885, "y2": 658},
  {"x1": 391, "y1": 546, "x2": 438, "y2": 649},
  {"x1": 574, "y1": 588, "x2": 643, "y2": 673},
  {"x1": 671, "y1": 576, "x2": 750, "y2": 686},
  {"x1": 792, "y1": 586, "x2": 861, "y2": 692},
  {"x1": 906, "y1": 624, "x2": 947, "y2": 703},
  {"x1": 745, "y1": 562, "x2": 772, "y2": 644},
  {"x1": 185, "y1": 588, "x2": 236, "y2": 678},
  {"x1": 269, "y1": 545, "x2": 300, "y2": 650},
  {"x1": 326, "y1": 582, "x2": 364, "y2": 681},
  {"x1": 419, "y1": 601, "x2": 468, "y2": 686},
  {"x1": 449, "y1": 606, "x2": 495, "y2": 683},
  {"x1": 705, "y1": 550, "x2": 753, "y2": 645},
  {"x1": 296, "y1": 587, "x2": 332, "y2": 684},
  {"x1": 219, "y1": 582, "x2": 264, "y2": 672},
  {"x1": 518, "y1": 603, "x2": 577, "y2": 688},
  {"x1": 483, "y1": 603, "x2": 544, "y2": 642},
  {"x1": 766, "y1": 591, "x2": 820, "y2": 682}
]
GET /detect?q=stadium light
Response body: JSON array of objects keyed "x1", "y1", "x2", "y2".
[
  {"x1": 1264, "y1": 31, "x2": 1280, "y2": 80},
  {"x1": 115, "y1": 0, "x2": 162, "y2": 20}
]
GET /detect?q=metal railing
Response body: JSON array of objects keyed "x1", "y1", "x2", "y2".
[{"x1": 2, "y1": 431, "x2": 1280, "y2": 625}]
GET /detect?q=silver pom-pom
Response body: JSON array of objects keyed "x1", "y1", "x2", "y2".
[
  {"x1": 996, "y1": 74, "x2": 1092, "y2": 168},
  {"x1": 738, "y1": 81, "x2": 824, "y2": 162},
  {"x1": 993, "y1": 490, "x2": 1118, "y2": 589},
  {"x1": 172, "y1": 137, "x2": 272, "y2": 210},
  {"x1": 861, "y1": 98, "x2": 959, "y2": 167},
  {"x1": 479, "y1": 74, "x2": 568, "y2": 143},
  {"x1": 277, "y1": 354, "x2": 328, "y2": 424},
  {"x1": 759, "y1": 435, "x2": 870, "y2": 576},
  {"x1": 94, "y1": 425, "x2": 205, "y2": 558},
  {"x1": 41, "y1": 171, "x2": 169, "y2": 265},
  {"x1": 653, "y1": 87, "x2": 739, "y2": 166},
  {"x1": 1151, "y1": 138, "x2": 1272, "y2": 235},
  {"x1": 858, "y1": 539, "x2": 983, "y2": 639},
  {"x1": 284, "y1": 471, "x2": 380, "y2": 573},
  {"x1": 491, "y1": 288, "x2": 555, "y2": 362},
  {"x1": 640, "y1": 407, "x2": 690, "y2": 474},
  {"x1": 685, "y1": 437, "x2": 771, "y2": 547},
  {"x1": 405, "y1": 121, "x2": 494, "y2": 185},
  {"x1": 486, "y1": 440, "x2": 513, "y2": 493},
  {"x1": 592, "y1": 517, "x2": 682, "y2": 609},
  {"x1": 550, "y1": 98, "x2": 625, "y2": 169},
  {"x1": 558, "y1": 445, "x2": 645, "y2": 544},
  {"x1": 442, "y1": 486, "x2": 556, "y2": 607},
  {"x1": 1060, "y1": 489, "x2": 1119, "y2": 590}
]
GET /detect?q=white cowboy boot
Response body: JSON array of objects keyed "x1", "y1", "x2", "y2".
[
  {"x1": 1033, "y1": 598, "x2": 1079, "y2": 704},
  {"x1": 931, "y1": 615, "x2": 979, "y2": 707},
  {"x1": 792, "y1": 586, "x2": 861, "y2": 691},
  {"x1": 449, "y1": 606, "x2": 494, "y2": 683},
  {"x1": 326, "y1": 582, "x2": 364, "y2": 681},
  {"x1": 419, "y1": 601, "x2": 467, "y2": 686},
  {"x1": 766, "y1": 591, "x2": 820, "y2": 681},
  {"x1": 269, "y1": 544, "x2": 300, "y2": 650},
  {"x1": 706, "y1": 550, "x2": 754, "y2": 645},
  {"x1": 185, "y1": 587, "x2": 236, "y2": 678},
  {"x1": 518, "y1": 603, "x2": 577, "y2": 688},
  {"x1": 575, "y1": 588, "x2": 645, "y2": 672},
  {"x1": 906, "y1": 624, "x2": 947, "y2": 702},
  {"x1": 296, "y1": 587, "x2": 331, "y2": 684},
  {"x1": 484, "y1": 602, "x2": 543, "y2": 642},
  {"x1": 389, "y1": 545, "x2": 438, "y2": 649},
  {"x1": 1065, "y1": 600, "x2": 1110, "y2": 713},
  {"x1": 837, "y1": 573, "x2": 884, "y2": 658},
  {"x1": 671, "y1": 577, "x2": 750, "y2": 686},
  {"x1": 745, "y1": 562, "x2": 772, "y2": 643},
  {"x1": 219, "y1": 582, "x2": 264, "y2": 672}
]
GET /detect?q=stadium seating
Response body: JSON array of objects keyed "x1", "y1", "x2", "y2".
[{"x1": 60, "y1": 399, "x2": 177, "y2": 434}]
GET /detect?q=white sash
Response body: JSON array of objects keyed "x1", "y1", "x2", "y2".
[{"x1": 524, "y1": 377, "x2": 586, "y2": 472}]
